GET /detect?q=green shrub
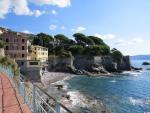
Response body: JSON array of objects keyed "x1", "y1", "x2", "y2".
[
  {"x1": 0, "y1": 56, "x2": 19, "y2": 76},
  {"x1": 0, "y1": 40, "x2": 5, "y2": 48}
]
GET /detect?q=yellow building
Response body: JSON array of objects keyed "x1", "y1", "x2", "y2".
[{"x1": 30, "y1": 45, "x2": 48, "y2": 62}]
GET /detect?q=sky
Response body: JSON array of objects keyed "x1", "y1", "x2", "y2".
[{"x1": 0, "y1": 0, "x2": 150, "y2": 55}]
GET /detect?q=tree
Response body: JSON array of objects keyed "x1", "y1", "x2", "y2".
[
  {"x1": 111, "y1": 49, "x2": 123, "y2": 63},
  {"x1": 54, "y1": 34, "x2": 70, "y2": 44},
  {"x1": 33, "y1": 33, "x2": 53, "y2": 47},
  {"x1": 73, "y1": 33, "x2": 86, "y2": 46},
  {"x1": 88, "y1": 36, "x2": 105, "y2": 45},
  {"x1": 73, "y1": 33, "x2": 95, "y2": 46},
  {"x1": 54, "y1": 46, "x2": 64, "y2": 55},
  {"x1": 69, "y1": 45, "x2": 84, "y2": 55},
  {"x1": 82, "y1": 45, "x2": 110, "y2": 56}
]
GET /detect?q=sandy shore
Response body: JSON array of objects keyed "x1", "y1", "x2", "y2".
[{"x1": 41, "y1": 72, "x2": 75, "y2": 86}]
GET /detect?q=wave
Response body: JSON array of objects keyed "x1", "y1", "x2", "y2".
[
  {"x1": 67, "y1": 90, "x2": 88, "y2": 107},
  {"x1": 128, "y1": 97, "x2": 150, "y2": 106},
  {"x1": 110, "y1": 79, "x2": 117, "y2": 83},
  {"x1": 123, "y1": 71, "x2": 142, "y2": 75}
]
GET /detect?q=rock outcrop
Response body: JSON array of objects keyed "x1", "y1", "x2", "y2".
[
  {"x1": 142, "y1": 62, "x2": 150, "y2": 65},
  {"x1": 48, "y1": 55, "x2": 132, "y2": 76}
]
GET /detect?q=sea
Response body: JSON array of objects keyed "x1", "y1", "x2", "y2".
[{"x1": 66, "y1": 60, "x2": 150, "y2": 113}]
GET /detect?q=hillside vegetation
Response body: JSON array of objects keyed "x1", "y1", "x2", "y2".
[{"x1": 32, "y1": 33, "x2": 123, "y2": 61}]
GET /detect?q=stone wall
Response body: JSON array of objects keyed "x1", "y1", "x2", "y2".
[
  {"x1": 48, "y1": 55, "x2": 131, "y2": 73},
  {"x1": 118, "y1": 56, "x2": 131, "y2": 71},
  {"x1": 48, "y1": 56, "x2": 73, "y2": 72},
  {"x1": 73, "y1": 55, "x2": 131, "y2": 72},
  {"x1": 17, "y1": 60, "x2": 42, "y2": 82},
  {"x1": 100, "y1": 56, "x2": 118, "y2": 72},
  {"x1": 73, "y1": 55, "x2": 94, "y2": 71},
  {"x1": 23, "y1": 67, "x2": 42, "y2": 82}
]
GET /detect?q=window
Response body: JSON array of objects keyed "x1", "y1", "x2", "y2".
[
  {"x1": 22, "y1": 54, "x2": 25, "y2": 58},
  {"x1": 6, "y1": 39, "x2": 9, "y2": 42},
  {"x1": 29, "y1": 62, "x2": 38, "y2": 65},
  {"x1": 22, "y1": 46, "x2": 25, "y2": 50},
  {"x1": 22, "y1": 39, "x2": 25, "y2": 42},
  {"x1": 6, "y1": 46, "x2": 8, "y2": 50}
]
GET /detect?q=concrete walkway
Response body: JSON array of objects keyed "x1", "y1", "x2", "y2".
[{"x1": 0, "y1": 73, "x2": 32, "y2": 113}]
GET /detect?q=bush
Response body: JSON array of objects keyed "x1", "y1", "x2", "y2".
[
  {"x1": 0, "y1": 40, "x2": 5, "y2": 48},
  {"x1": 0, "y1": 56, "x2": 19, "y2": 76}
]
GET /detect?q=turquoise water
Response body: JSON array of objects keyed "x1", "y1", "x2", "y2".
[{"x1": 67, "y1": 60, "x2": 150, "y2": 113}]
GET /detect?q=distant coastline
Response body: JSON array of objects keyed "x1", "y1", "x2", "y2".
[{"x1": 131, "y1": 55, "x2": 150, "y2": 60}]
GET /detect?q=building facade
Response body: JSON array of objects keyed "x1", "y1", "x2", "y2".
[
  {"x1": 30, "y1": 45, "x2": 48, "y2": 62},
  {"x1": 0, "y1": 31, "x2": 31, "y2": 60}
]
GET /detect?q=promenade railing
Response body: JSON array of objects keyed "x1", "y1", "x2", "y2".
[{"x1": 0, "y1": 65, "x2": 73, "y2": 113}]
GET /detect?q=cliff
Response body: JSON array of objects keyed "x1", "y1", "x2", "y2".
[{"x1": 48, "y1": 55, "x2": 131, "y2": 76}]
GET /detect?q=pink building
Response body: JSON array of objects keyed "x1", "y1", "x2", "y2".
[{"x1": 0, "y1": 31, "x2": 31, "y2": 60}]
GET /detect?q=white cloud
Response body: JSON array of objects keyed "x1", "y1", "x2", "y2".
[
  {"x1": 61, "y1": 26, "x2": 66, "y2": 30},
  {"x1": 114, "y1": 39, "x2": 126, "y2": 45},
  {"x1": 49, "y1": 24, "x2": 57, "y2": 30},
  {"x1": 22, "y1": 30, "x2": 32, "y2": 34},
  {"x1": 114, "y1": 38, "x2": 145, "y2": 46},
  {"x1": 71, "y1": 29, "x2": 75, "y2": 32},
  {"x1": 131, "y1": 38, "x2": 145, "y2": 43},
  {"x1": 33, "y1": 10, "x2": 45, "y2": 17},
  {"x1": 51, "y1": 10, "x2": 57, "y2": 15},
  {"x1": 29, "y1": 0, "x2": 71, "y2": 8},
  {"x1": 12, "y1": 0, "x2": 32, "y2": 16},
  {"x1": 0, "y1": 0, "x2": 44, "y2": 18},
  {"x1": 0, "y1": 0, "x2": 70, "y2": 19},
  {"x1": 0, "y1": 0, "x2": 11, "y2": 19},
  {"x1": 72, "y1": 26, "x2": 86, "y2": 33},
  {"x1": 94, "y1": 33, "x2": 116, "y2": 40}
]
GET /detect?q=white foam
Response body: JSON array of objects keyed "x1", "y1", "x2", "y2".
[
  {"x1": 110, "y1": 79, "x2": 117, "y2": 83},
  {"x1": 67, "y1": 91, "x2": 87, "y2": 107},
  {"x1": 128, "y1": 97, "x2": 150, "y2": 106},
  {"x1": 123, "y1": 71, "x2": 142, "y2": 75}
]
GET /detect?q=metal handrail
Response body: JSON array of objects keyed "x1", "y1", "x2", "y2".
[
  {"x1": 35, "y1": 84, "x2": 73, "y2": 113},
  {"x1": 0, "y1": 65, "x2": 73, "y2": 113}
]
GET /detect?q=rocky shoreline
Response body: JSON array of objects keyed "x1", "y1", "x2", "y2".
[
  {"x1": 41, "y1": 72, "x2": 112, "y2": 113},
  {"x1": 39, "y1": 68, "x2": 146, "y2": 113}
]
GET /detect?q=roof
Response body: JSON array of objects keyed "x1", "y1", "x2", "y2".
[
  {"x1": 0, "y1": 27, "x2": 36, "y2": 39},
  {"x1": 32, "y1": 45, "x2": 48, "y2": 49}
]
